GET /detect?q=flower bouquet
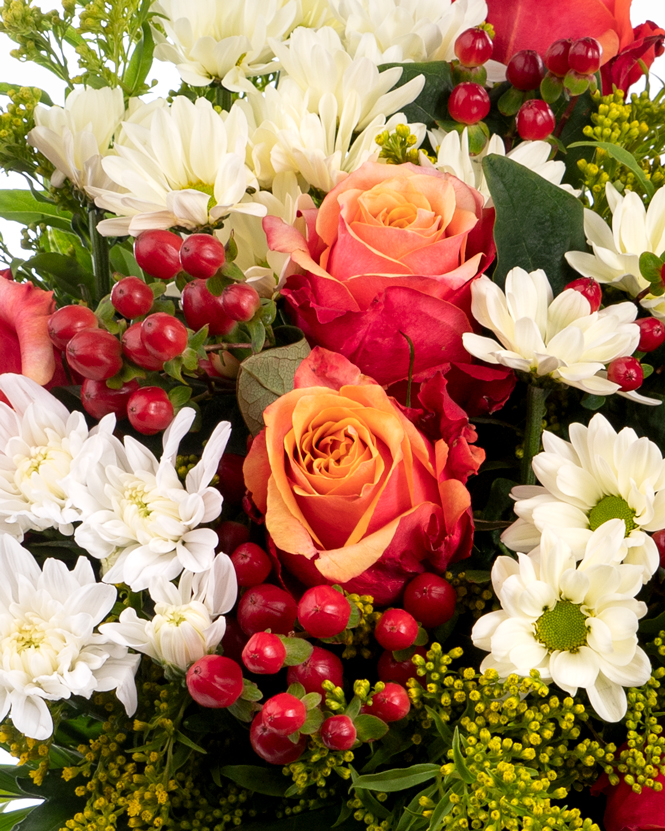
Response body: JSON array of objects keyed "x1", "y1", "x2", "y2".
[{"x1": 1, "y1": 0, "x2": 665, "y2": 829}]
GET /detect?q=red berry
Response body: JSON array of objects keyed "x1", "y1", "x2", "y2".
[
  {"x1": 375, "y1": 609, "x2": 419, "y2": 651},
  {"x1": 377, "y1": 646, "x2": 427, "y2": 686},
  {"x1": 403, "y1": 574, "x2": 456, "y2": 629},
  {"x1": 181, "y1": 280, "x2": 237, "y2": 336},
  {"x1": 568, "y1": 37, "x2": 602, "y2": 75},
  {"x1": 48, "y1": 305, "x2": 98, "y2": 351},
  {"x1": 250, "y1": 713, "x2": 307, "y2": 764},
  {"x1": 506, "y1": 49, "x2": 545, "y2": 90},
  {"x1": 564, "y1": 277, "x2": 602, "y2": 313},
  {"x1": 216, "y1": 453, "x2": 247, "y2": 507},
  {"x1": 66, "y1": 329, "x2": 123, "y2": 381},
  {"x1": 186, "y1": 654, "x2": 244, "y2": 708},
  {"x1": 544, "y1": 39, "x2": 572, "y2": 76},
  {"x1": 111, "y1": 276, "x2": 154, "y2": 319},
  {"x1": 180, "y1": 234, "x2": 226, "y2": 279},
  {"x1": 237, "y1": 584, "x2": 298, "y2": 636},
  {"x1": 216, "y1": 521, "x2": 250, "y2": 554},
  {"x1": 454, "y1": 27, "x2": 493, "y2": 67},
  {"x1": 653, "y1": 529, "x2": 665, "y2": 569},
  {"x1": 242, "y1": 632, "x2": 286, "y2": 674},
  {"x1": 231, "y1": 543, "x2": 272, "y2": 587},
  {"x1": 320, "y1": 715, "x2": 357, "y2": 751},
  {"x1": 81, "y1": 378, "x2": 139, "y2": 420},
  {"x1": 127, "y1": 387, "x2": 174, "y2": 435},
  {"x1": 262, "y1": 692, "x2": 307, "y2": 735},
  {"x1": 515, "y1": 100, "x2": 556, "y2": 140},
  {"x1": 297, "y1": 586, "x2": 351, "y2": 638},
  {"x1": 286, "y1": 646, "x2": 344, "y2": 694},
  {"x1": 448, "y1": 82, "x2": 490, "y2": 125},
  {"x1": 607, "y1": 356, "x2": 643, "y2": 391},
  {"x1": 134, "y1": 230, "x2": 183, "y2": 281},
  {"x1": 221, "y1": 284, "x2": 261, "y2": 322},
  {"x1": 362, "y1": 682, "x2": 410, "y2": 723},
  {"x1": 122, "y1": 322, "x2": 165, "y2": 371},
  {"x1": 637, "y1": 317, "x2": 665, "y2": 352},
  {"x1": 141, "y1": 313, "x2": 188, "y2": 362}
]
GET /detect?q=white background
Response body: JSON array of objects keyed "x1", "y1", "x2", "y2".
[{"x1": 0, "y1": 0, "x2": 663, "y2": 800}]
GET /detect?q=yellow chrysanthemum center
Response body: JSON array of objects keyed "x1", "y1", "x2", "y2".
[
  {"x1": 534, "y1": 601, "x2": 588, "y2": 652},
  {"x1": 588, "y1": 495, "x2": 636, "y2": 535}
]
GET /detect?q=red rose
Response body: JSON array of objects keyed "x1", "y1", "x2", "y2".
[
  {"x1": 601, "y1": 21, "x2": 665, "y2": 93},
  {"x1": 0, "y1": 276, "x2": 66, "y2": 387},
  {"x1": 243, "y1": 348, "x2": 479, "y2": 605},
  {"x1": 592, "y1": 769, "x2": 665, "y2": 831},
  {"x1": 486, "y1": 0, "x2": 633, "y2": 65},
  {"x1": 265, "y1": 161, "x2": 495, "y2": 389}
]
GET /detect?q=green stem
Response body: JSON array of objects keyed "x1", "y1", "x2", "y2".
[
  {"x1": 88, "y1": 205, "x2": 111, "y2": 303},
  {"x1": 521, "y1": 385, "x2": 549, "y2": 485},
  {"x1": 215, "y1": 84, "x2": 234, "y2": 112}
]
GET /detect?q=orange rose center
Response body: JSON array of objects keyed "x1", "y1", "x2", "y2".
[
  {"x1": 357, "y1": 180, "x2": 444, "y2": 236},
  {"x1": 299, "y1": 419, "x2": 373, "y2": 482}
]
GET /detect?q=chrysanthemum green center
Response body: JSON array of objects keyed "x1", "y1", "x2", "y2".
[
  {"x1": 588, "y1": 495, "x2": 636, "y2": 535},
  {"x1": 186, "y1": 181, "x2": 216, "y2": 212},
  {"x1": 534, "y1": 600, "x2": 588, "y2": 652}
]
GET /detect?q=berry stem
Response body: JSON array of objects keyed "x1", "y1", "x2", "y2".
[
  {"x1": 553, "y1": 94, "x2": 579, "y2": 139},
  {"x1": 521, "y1": 384, "x2": 549, "y2": 485},
  {"x1": 88, "y1": 205, "x2": 111, "y2": 303},
  {"x1": 204, "y1": 342, "x2": 253, "y2": 351}
]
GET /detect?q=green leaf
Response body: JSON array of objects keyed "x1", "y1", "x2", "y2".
[
  {"x1": 0, "y1": 190, "x2": 72, "y2": 230},
  {"x1": 300, "y1": 692, "x2": 322, "y2": 710},
  {"x1": 345, "y1": 697, "x2": 362, "y2": 720},
  {"x1": 414, "y1": 627, "x2": 429, "y2": 646},
  {"x1": 0, "y1": 807, "x2": 36, "y2": 831},
  {"x1": 581, "y1": 393, "x2": 606, "y2": 411},
  {"x1": 353, "y1": 763, "x2": 439, "y2": 792},
  {"x1": 236, "y1": 336, "x2": 311, "y2": 435},
  {"x1": 424, "y1": 706, "x2": 453, "y2": 744},
  {"x1": 286, "y1": 682, "x2": 306, "y2": 699},
  {"x1": 346, "y1": 601, "x2": 361, "y2": 629},
  {"x1": 392, "y1": 645, "x2": 417, "y2": 662},
  {"x1": 427, "y1": 782, "x2": 463, "y2": 831},
  {"x1": 22, "y1": 252, "x2": 95, "y2": 296},
  {"x1": 299, "y1": 708, "x2": 324, "y2": 735},
  {"x1": 379, "y1": 62, "x2": 453, "y2": 127},
  {"x1": 168, "y1": 385, "x2": 193, "y2": 409},
  {"x1": 245, "y1": 318, "x2": 266, "y2": 354},
  {"x1": 109, "y1": 244, "x2": 144, "y2": 279},
  {"x1": 220, "y1": 261, "x2": 245, "y2": 281},
  {"x1": 451, "y1": 728, "x2": 474, "y2": 784},
  {"x1": 174, "y1": 730, "x2": 206, "y2": 754},
  {"x1": 354, "y1": 714, "x2": 389, "y2": 743},
  {"x1": 219, "y1": 765, "x2": 289, "y2": 797},
  {"x1": 123, "y1": 21, "x2": 155, "y2": 95},
  {"x1": 280, "y1": 636, "x2": 314, "y2": 666},
  {"x1": 395, "y1": 784, "x2": 438, "y2": 831},
  {"x1": 569, "y1": 141, "x2": 655, "y2": 198},
  {"x1": 240, "y1": 679, "x2": 263, "y2": 702},
  {"x1": 226, "y1": 696, "x2": 257, "y2": 722},
  {"x1": 483, "y1": 154, "x2": 587, "y2": 295}
]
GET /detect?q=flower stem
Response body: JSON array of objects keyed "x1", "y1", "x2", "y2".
[
  {"x1": 521, "y1": 384, "x2": 549, "y2": 485},
  {"x1": 88, "y1": 205, "x2": 111, "y2": 303}
]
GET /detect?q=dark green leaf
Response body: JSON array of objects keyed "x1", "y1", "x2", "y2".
[
  {"x1": 427, "y1": 782, "x2": 463, "y2": 831},
  {"x1": 22, "y1": 252, "x2": 95, "y2": 296},
  {"x1": 123, "y1": 22, "x2": 155, "y2": 95},
  {"x1": 581, "y1": 393, "x2": 606, "y2": 411},
  {"x1": 379, "y1": 62, "x2": 452, "y2": 127},
  {"x1": 280, "y1": 636, "x2": 314, "y2": 666},
  {"x1": 237, "y1": 337, "x2": 311, "y2": 435},
  {"x1": 245, "y1": 318, "x2": 266, "y2": 354},
  {"x1": 353, "y1": 763, "x2": 439, "y2": 792},
  {"x1": 483, "y1": 154, "x2": 587, "y2": 295},
  {"x1": 424, "y1": 706, "x2": 453, "y2": 744},
  {"x1": 569, "y1": 141, "x2": 655, "y2": 198},
  {"x1": 346, "y1": 601, "x2": 361, "y2": 629},
  {"x1": 226, "y1": 696, "x2": 257, "y2": 722},
  {"x1": 463, "y1": 570, "x2": 491, "y2": 583},
  {"x1": 395, "y1": 784, "x2": 437, "y2": 831},
  {"x1": 0, "y1": 190, "x2": 72, "y2": 230},
  {"x1": 354, "y1": 714, "x2": 389, "y2": 743},
  {"x1": 218, "y1": 765, "x2": 288, "y2": 797},
  {"x1": 109, "y1": 244, "x2": 144, "y2": 279},
  {"x1": 452, "y1": 728, "x2": 474, "y2": 784},
  {"x1": 0, "y1": 807, "x2": 36, "y2": 831},
  {"x1": 174, "y1": 730, "x2": 206, "y2": 754}
]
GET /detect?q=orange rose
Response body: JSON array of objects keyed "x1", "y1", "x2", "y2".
[{"x1": 244, "y1": 350, "x2": 476, "y2": 605}]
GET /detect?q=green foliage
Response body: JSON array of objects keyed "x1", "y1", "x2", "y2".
[{"x1": 483, "y1": 154, "x2": 588, "y2": 295}]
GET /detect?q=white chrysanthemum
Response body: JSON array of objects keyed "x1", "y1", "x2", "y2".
[
  {"x1": 88, "y1": 96, "x2": 265, "y2": 236},
  {"x1": 0, "y1": 536, "x2": 139, "y2": 740},
  {"x1": 0, "y1": 374, "x2": 108, "y2": 539},
  {"x1": 565, "y1": 183, "x2": 665, "y2": 319},
  {"x1": 462, "y1": 268, "x2": 658, "y2": 403},
  {"x1": 424, "y1": 129, "x2": 574, "y2": 205},
  {"x1": 331, "y1": 0, "x2": 486, "y2": 63},
  {"x1": 27, "y1": 86, "x2": 124, "y2": 191},
  {"x1": 242, "y1": 83, "x2": 424, "y2": 193},
  {"x1": 502, "y1": 413, "x2": 665, "y2": 582},
  {"x1": 153, "y1": 0, "x2": 299, "y2": 91},
  {"x1": 472, "y1": 522, "x2": 650, "y2": 722},
  {"x1": 100, "y1": 554, "x2": 237, "y2": 671},
  {"x1": 67, "y1": 408, "x2": 231, "y2": 591},
  {"x1": 268, "y1": 26, "x2": 425, "y2": 133}
]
